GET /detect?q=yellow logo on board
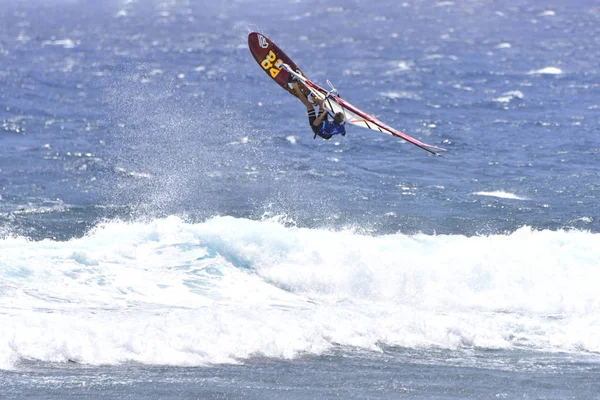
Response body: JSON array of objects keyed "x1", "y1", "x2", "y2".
[{"x1": 260, "y1": 50, "x2": 282, "y2": 78}]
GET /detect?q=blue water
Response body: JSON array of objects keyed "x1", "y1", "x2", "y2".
[{"x1": 1, "y1": 0, "x2": 600, "y2": 398}]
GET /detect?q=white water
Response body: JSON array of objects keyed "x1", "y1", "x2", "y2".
[
  {"x1": 472, "y1": 190, "x2": 530, "y2": 200},
  {"x1": 529, "y1": 66, "x2": 563, "y2": 75},
  {"x1": 1, "y1": 216, "x2": 599, "y2": 369}
]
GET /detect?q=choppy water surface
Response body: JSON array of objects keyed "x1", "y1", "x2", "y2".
[{"x1": 1, "y1": 0, "x2": 599, "y2": 398}]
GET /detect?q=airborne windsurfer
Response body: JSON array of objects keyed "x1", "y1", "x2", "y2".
[
  {"x1": 249, "y1": 32, "x2": 445, "y2": 155},
  {"x1": 288, "y1": 76, "x2": 346, "y2": 140}
]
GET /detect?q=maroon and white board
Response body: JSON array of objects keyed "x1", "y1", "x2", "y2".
[{"x1": 248, "y1": 32, "x2": 312, "y2": 101}]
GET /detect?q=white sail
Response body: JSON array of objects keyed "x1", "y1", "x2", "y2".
[{"x1": 281, "y1": 63, "x2": 446, "y2": 155}]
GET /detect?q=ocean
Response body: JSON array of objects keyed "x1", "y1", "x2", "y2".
[{"x1": 1, "y1": 0, "x2": 599, "y2": 398}]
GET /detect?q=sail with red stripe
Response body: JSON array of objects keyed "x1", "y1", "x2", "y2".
[{"x1": 282, "y1": 64, "x2": 446, "y2": 156}]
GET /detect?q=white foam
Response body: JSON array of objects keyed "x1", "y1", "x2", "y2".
[
  {"x1": 41, "y1": 39, "x2": 79, "y2": 49},
  {"x1": 379, "y1": 91, "x2": 421, "y2": 101},
  {"x1": 1, "y1": 217, "x2": 599, "y2": 369},
  {"x1": 384, "y1": 61, "x2": 412, "y2": 75},
  {"x1": 529, "y1": 67, "x2": 563, "y2": 75},
  {"x1": 113, "y1": 167, "x2": 153, "y2": 179},
  {"x1": 493, "y1": 90, "x2": 524, "y2": 104},
  {"x1": 227, "y1": 136, "x2": 249, "y2": 145},
  {"x1": 472, "y1": 190, "x2": 529, "y2": 200}
]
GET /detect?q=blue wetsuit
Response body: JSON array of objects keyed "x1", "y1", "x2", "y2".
[
  {"x1": 318, "y1": 119, "x2": 346, "y2": 139},
  {"x1": 307, "y1": 108, "x2": 346, "y2": 140}
]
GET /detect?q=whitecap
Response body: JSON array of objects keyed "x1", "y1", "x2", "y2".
[
  {"x1": 379, "y1": 91, "x2": 421, "y2": 101},
  {"x1": 529, "y1": 67, "x2": 563, "y2": 75},
  {"x1": 41, "y1": 38, "x2": 79, "y2": 48},
  {"x1": 227, "y1": 136, "x2": 249, "y2": 145},
  {"x1": 384, "y1": 60, "x2": 412, "y2": 75},
  {"x1": 114, "y1": 167, "x2": 153, "y2": 179},
  {"x1": 342, "y1": 69, "x2": 361, "y2": 76},
  {"x1": 472, "y1": 191, "x2": 530, "y2": 200},
  {"x1": 2, "y1": 216, "x2": 600, "y2": 368},
  {"x1": 493, "y1": 90, "x2": 524, "y2": 103}
]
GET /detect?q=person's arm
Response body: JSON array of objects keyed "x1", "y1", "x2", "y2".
[{"x1": 313, "y1": 108, "x2": 328, "y2": 126}]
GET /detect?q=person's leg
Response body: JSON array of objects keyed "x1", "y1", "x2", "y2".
[
  {"x1": 307, "y1": 106, "x2": 322, "y2": 137},
  {"x1": 292, "y1": 82, "x2": 314, "y2": 109},
  {"x1": 307, "y1": 106, "x2": 317, "y2": 126}
]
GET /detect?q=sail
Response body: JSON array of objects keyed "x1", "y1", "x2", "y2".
[{"x1": 282, "y1": 63, "x2": 446, "y2": 156}]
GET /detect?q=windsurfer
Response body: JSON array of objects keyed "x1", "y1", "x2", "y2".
[{"x1": 288, "y1": 76, "x2": 346, "y2": 140}]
